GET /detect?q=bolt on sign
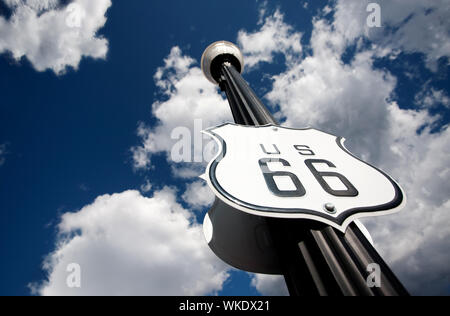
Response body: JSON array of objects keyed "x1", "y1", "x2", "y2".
[{"x1": 202, "y1": 123, "x2": 405, "y2": 232}]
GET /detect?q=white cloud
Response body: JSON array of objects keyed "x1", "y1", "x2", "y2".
[
  {"x1": 333, "y1": 0, "x2": 450, "y2": 70},
  {"x1": 362, "y1": 105, "x2": 450, "y2": 295},
  {"x1": 267, "y1": 19, "x2": 396, "y2": 164},
  {"x1": 140, "y1": 179, "x2": 152, "y2": 193},
  {"x1": 31, "y1": 43, "x2": 232, "y2": 291},
  {"x1": 131, "y1": 46, "x2": 232, "y2": 175},
  {"x1": 251, "y1": 274, "x2": 289, "y2": 296},
  {"x1": 31, "y1": 188, "x2": 230, "y2": 296},
  {"x1": 182, "y1": 180, "x2": 215, "y2": 211},
  {"x1": 415, "y1": 87, "x2": 450, "y2": 109},
  {"x1": 3, "y1": 0, "x2": 58, "y2": 12},
  {"x1": 239, "y1": 6, "x2": 450, "y2": 295},
  {"x1": 237, "y1": 9, "x2": 303, "y2": 70},
  {"x1": 0, "y1": 0, "x2": 111, "y2": 74},
  {"x1": 132, "y1": 11, "x2": 303, "y2": 176}
]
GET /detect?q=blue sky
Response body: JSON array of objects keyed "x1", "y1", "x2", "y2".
[{"x1": 0, "y1": 0, "x2": 449, "y2": 296}]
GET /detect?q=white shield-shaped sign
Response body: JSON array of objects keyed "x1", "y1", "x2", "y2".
[{"x1": 202, "y1": 123, "x2": 405, "y2": 232}]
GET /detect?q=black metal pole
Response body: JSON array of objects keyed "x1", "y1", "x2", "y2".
[{"x1": 217, "y1": 62, "x2": 409, "y2": 296}]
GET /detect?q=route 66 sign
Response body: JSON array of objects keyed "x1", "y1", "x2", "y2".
[{"x1": 202, "y1": 123, "x2": 405, "y2": 232}]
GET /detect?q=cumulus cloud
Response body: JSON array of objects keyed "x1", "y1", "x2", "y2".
[
  {"x1": 237, "y1": 9, "x2": 302, "y2": 70},
  {"x1": 268, "y1": 22, "x2": 396, "y2": 164},
  {"x1": 131, "y1": 46, "x2": 232, "y2": 175},
  {"x1": 415, "y1": 87, "x2": 450, "y2": 109},
  {"x1": 182, "y1": 180, "x2": 215, "y2": 211},
  {"x1": 3, "y1": 0, "x2": 58, "y2": 12},
  {"x1": 251, "y1": 274, "x2": 289, "y2": 296},
  {"x1": 367, "y1": 108, "x2": 450, "y2": 294},
  {"x1": 333, "y1": 0, "x2": 450, "y2": 70},
  {"x1": 139, "y1": 179, "x2": 152, "y2": 193},
  {"x1": 0, "y1": 0, "x2": 111, "y2": 74},
  {"x1": 30, "y1": 188, "x2": 229, "y2": 296},
  {"x1": 237, "y1": 4, "x2": 450, "y2": 295}
]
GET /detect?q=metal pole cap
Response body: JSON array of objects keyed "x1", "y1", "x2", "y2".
[{"x1": 201, "y1": 41, "x2": 244, "y2": 85}]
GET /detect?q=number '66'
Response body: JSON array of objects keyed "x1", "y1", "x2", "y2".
[{"x1": 258, "y1": 145, "x2": 358, "y2": 198}]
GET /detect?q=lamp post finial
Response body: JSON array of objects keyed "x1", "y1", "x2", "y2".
[{"x1": 201, "y1": 41, "x2": 244, "y2": 85}]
